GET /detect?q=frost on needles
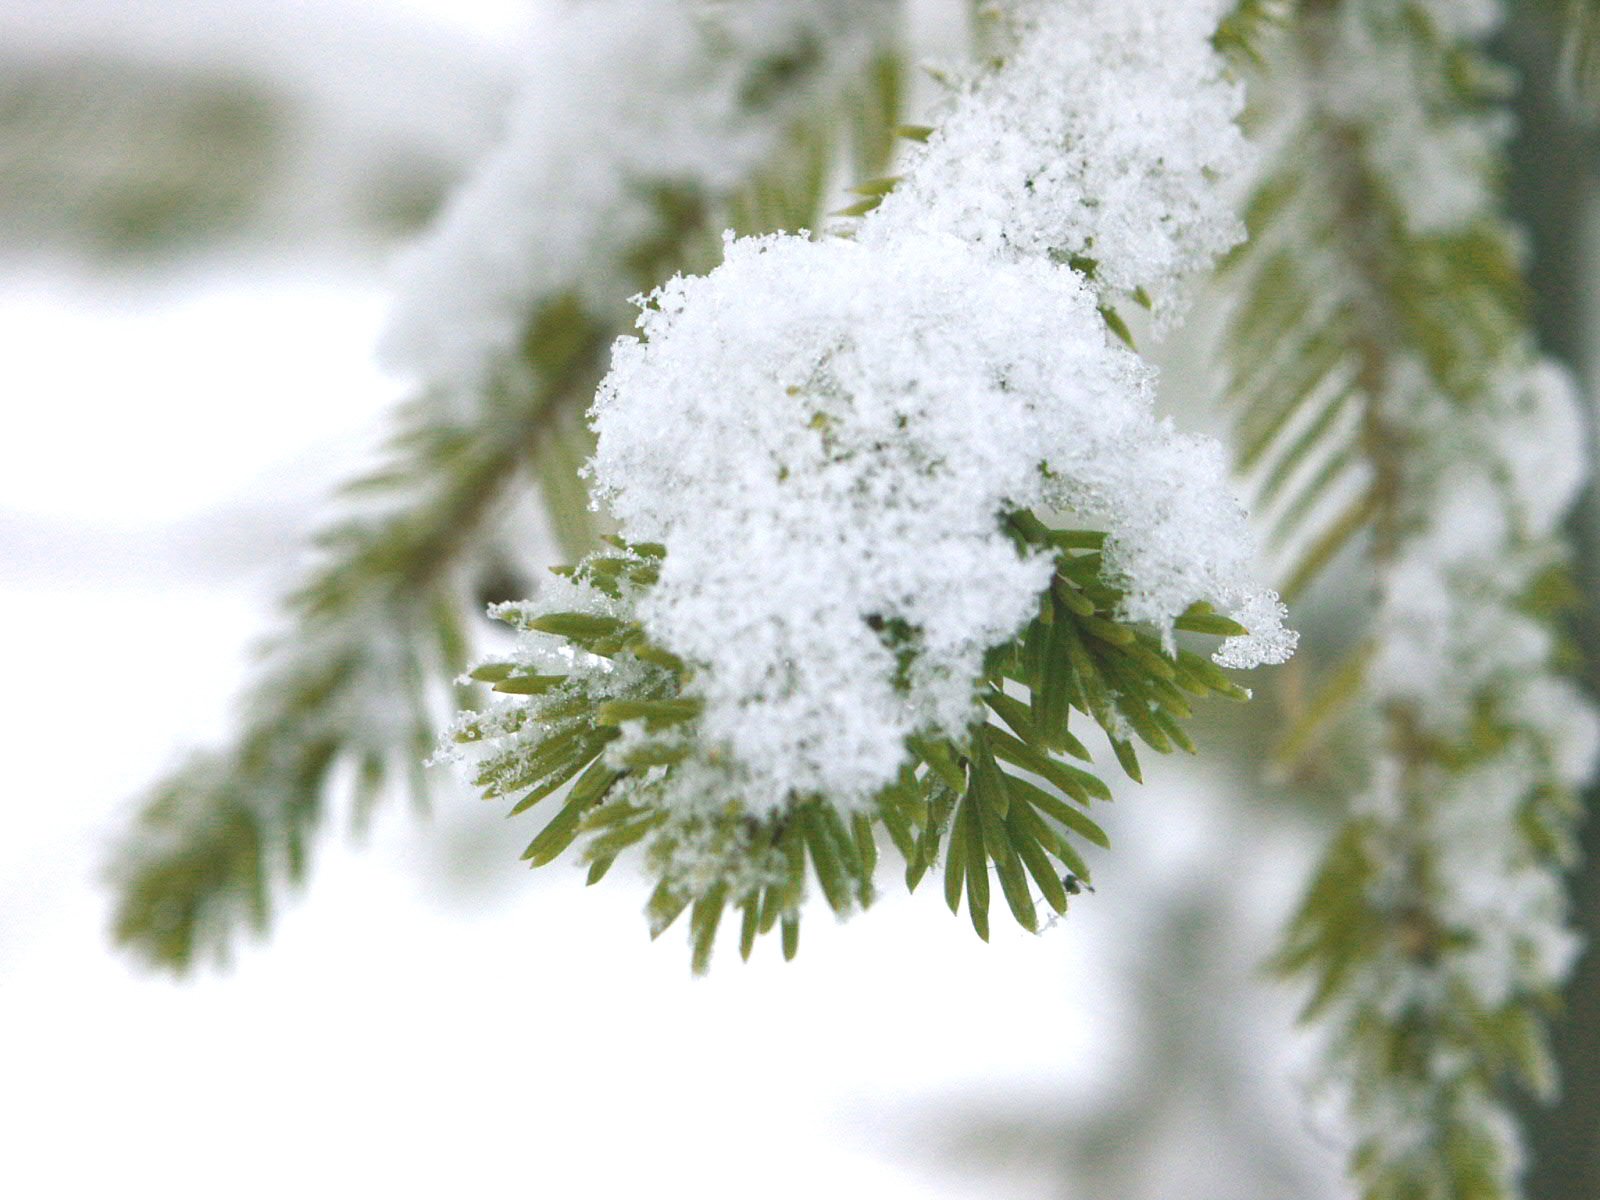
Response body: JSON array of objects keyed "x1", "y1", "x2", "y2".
[{"x1": 443, "y1": 0, "x2": 1296, "y2": 967}]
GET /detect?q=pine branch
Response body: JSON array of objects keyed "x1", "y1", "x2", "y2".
[
  {"x1": 449, "y1": 528, "x2": 1256, "y2": 972},
  {"x1": 1226, "y1": 4, "x2": 1599, "y2": 1195},
  {"x1": 110, "y1": 297, "x2": 608, "y2": 971},
  {"x1": 109, "y1": 6, "x2": 907, "y2": 974},
  {"x1": 446, "y1": 0, "x2": 1292, "y2": 970}
]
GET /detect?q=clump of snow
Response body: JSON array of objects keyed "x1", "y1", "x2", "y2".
[
  {"x1": 1494, "y1": 360, "x2": 1589, "y2": 538},
  {"x1": 593, "y1": 231, "x2": 1096, "y2": 808},
  {"x1": 1430, "y1": 750, "x2": 1581, "y2": 1004},
  {"x1": 1367, "y1": 352, "x2": 1591, "y2": 733},
  {"x1": 380, "y1": 0, "x2": 893, "y2": 400},
  {"x1": 871, "y1": 0, "x2": 1249, "y2": 320},
  {"x1": 1511, "y1": 676, "x2": 1600, "y2": 788},
  {"x1": 1215, "y1": 591, "x2": 1298, "y2": 669}
]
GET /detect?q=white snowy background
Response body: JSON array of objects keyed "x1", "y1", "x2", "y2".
[{"x1": 0, "y1": 2, "x2": 1376, "y2": 1196}]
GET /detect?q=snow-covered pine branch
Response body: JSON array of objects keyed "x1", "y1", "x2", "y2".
[
  {"x1": 1227, "y1": 2, "x2": 1600, "y2": 1195},
  {"x1": 110, "y1": 0, "x2": 902, "y2": 972},
  {"x1": 449, "y1": 0, "x2": 1295, "y2": 969}
]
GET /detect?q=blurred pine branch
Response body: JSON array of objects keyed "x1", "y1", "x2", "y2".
[
  {"x1": 1225, "y1": 3, "x2": 1598, "y2": 1196},
  {"x1": 109, "y1": 16, "x2": 907, "y2": 973}
]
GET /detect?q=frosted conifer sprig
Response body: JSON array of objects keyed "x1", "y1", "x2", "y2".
[
  {"x1": 109, "y1": 0, "x2": 904, "y2": 973},
  {"x1": 450, "y1": 0, "x2": 1295, "y2": 967},
  {"x1": 445, "y1": 527, "x2": 1260, "y2": 969},
  {"x1": 1225, "y1": 2, "x2": 1600, "y2": 1195}
]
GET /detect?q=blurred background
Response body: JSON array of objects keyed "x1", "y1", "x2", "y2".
[{"x1": 0, "y1": 2, "x2": 1593, "y2": 1197}]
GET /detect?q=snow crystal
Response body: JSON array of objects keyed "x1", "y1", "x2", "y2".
[
  {"x1": 1214, "y1": 590, "x2": 1298, "y2": 669},
  {"x1": 1511, "y1": 676, "x2": 1600, "y2": 789}
]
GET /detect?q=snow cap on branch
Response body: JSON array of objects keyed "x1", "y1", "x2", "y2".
[
  {"x1": 871, "y1": 0, "x2": 1250, "y2": 319},
  {"x1": 596, "y1": 232, "x2": 1102, "y2": 808},
  {"x1": 584, "y1": 0, "x2": 1292, "y2": 812}
]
